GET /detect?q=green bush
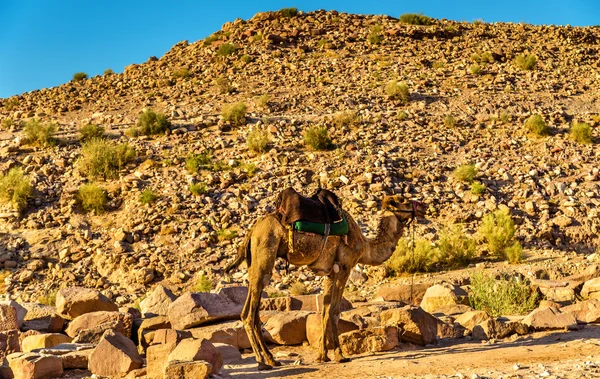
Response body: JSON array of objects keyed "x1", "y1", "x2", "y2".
[
  {"x1": 3, "y1": 98, "x2": 19, "y2": 111},
  {"x1": 505, "y1": 241, "x2": 524, "y2": 264},
  {"x1": 247, "y1": 128, "x2": 271, "y2": 153},
  {"x1": 79, "y1": 123, "x2": 105, "y2": 142},
  {"x1": 103, "y1": 68, "x2": 114, "y2": 75},
  {"x1": 469, "y1": 64, "x2": 482, "y2": 75},
  {"x1": 217, "y1": 228, "x2": 238, "y2": 241},
  {"x1": 215, "y1": 75, "x2": 233, "y2": 94},
  {"x1": 399, "y1": 13, "x2": 433, "y2": 25},
  {"x1": 72, "y1": 72, "x2": 88, "y2": 82},
  {"x1": 279, "y1": 7, "x2": 298, "y2": 17},
  {"x1": 204, "y1": 33, "x2": 220, "y2": 46},
  {"x1": 78, "y1": 138, "x2": 135, "y2": 179},
  {"x1": 23, "y1": 120, "x2": 56, "y2": 146},
  {"x1": 172, "y1": 68, "x2": 190, "y2": 79},
  {"x1": 444, "y1": 114, "x2": 457, "y2": 128},
  {"x1": 38, "y1": 290, "x2": 57, "y2": 306},
  {"x1": 221, "y1": 102, "x2": 247, "y2": 126},
  {"x1": 471, "y1": 181, "x2": 486, "y2": 195},
  {"x1": 193, "y1": 273, "x2": 213, "y2": 292},
  {"x1": 469, "y1": 272, "x2": 539, "y2": 316},
  {"x1": 190, "y1": 182, "x2": 208, "y2": 196},
  {"x1": 0, "y1": 168, "x2": 32, "y2": 211},
  {"x1": 471, "y1": 52, "x2": 494, "y2": 64},
  {"x1": 385, "y1": 80, "x2": 410, "y2": 103},
  {"x1": 1, "y1": 118, "x2": 14, "y2": 130},
  {"x1": 130, "y1": 109, "x2": 170, "y2": 136},
  {"x1": 186, "y1": 152, "x2": 212, "y2": 173},
  {"x1": 140, "y1": 189, "x2": 157, "y2": 204},
  {"x1": 524, "y1": 114, "x2": 549, "y2": 136},
  {"x1": 454, "y1": 164, "x2": 477, "y2": 184},
  {"x1": 334, "y1": 111, "x2": 359, "y2": 128},
  {"x1": 437, "y1": 225, "x2": 476, "y2": 269},
  {"x1": 77, "y1": 183, "x2": 108, "y2": 213},
  {"x1": 479, "y1": 209, "x2": 519, "y2": 261},
  {"x1": 256, "y1": 94, "x2": 271, "y2": 108},
  {"x1": 570, "y1": 122, "x2": 593, "y2": 144},
  {"x1": 387, "y1": 238, "x2": 437, "y2": 274},
  {"x1": 217, "y1": 43, "x2": 236, "y2": 56},
  {"x1": 303, "y1": 126, "x2": 333, "y2": 151},
  {"x1": 368, "y1": 24, "x2": 383, "y2": 44},
  {"x1": 515, "y1": 53, "x2": 537, "y2": 70}
]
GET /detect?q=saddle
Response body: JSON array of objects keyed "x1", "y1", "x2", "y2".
[{"x1": 275, "y1": 187, "x2": 343, "y2": 225}]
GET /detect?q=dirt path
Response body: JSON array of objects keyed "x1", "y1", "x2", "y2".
[{"x1": 221, "y1": 326, "x2": 600, "y2": 379}]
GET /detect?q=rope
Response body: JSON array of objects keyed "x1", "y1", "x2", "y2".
[{"x1": 410, "y1": 219, "x2": 416, "y2": 305}]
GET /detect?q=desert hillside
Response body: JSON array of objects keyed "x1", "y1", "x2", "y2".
[{"x1": 0, "y1": 9, "x2": 599, "y2": 304}]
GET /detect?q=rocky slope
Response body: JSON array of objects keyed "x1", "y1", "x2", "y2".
[{"x1": 0, "y1": 10, "x2": 599, "y2": 304}]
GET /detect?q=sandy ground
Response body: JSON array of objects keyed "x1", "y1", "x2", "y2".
[{"x1": 220, "y1": 326, "x2": 600, "y2": 379}]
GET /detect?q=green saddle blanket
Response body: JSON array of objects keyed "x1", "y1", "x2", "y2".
[{"x1": 293, "y1": 217, "x2": 349, "y2": 236}]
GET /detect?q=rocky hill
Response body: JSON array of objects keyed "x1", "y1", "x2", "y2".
[{"x1": 0, "y1": 9, "x2": 599, "y2": 305}]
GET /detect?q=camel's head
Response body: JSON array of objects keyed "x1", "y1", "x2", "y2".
[{"x1": 381, "y1": 195, "x2": 427, "y2": 223}]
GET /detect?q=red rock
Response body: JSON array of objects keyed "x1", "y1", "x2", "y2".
[
  {"x1": 562, "y1": 299, "x2": 600, "y2": 324},
  {"x1": 339, "y1": 326, "x2": 398, "y2": 356},
  {"x1": 6, "y1": 352, "x2": 63, "y2": 379},
  {"x1": 0, "y1": 305, "x2": 18, "y2": 332},
  {"x1": 380, "y1": 306, "x2": 438, "y2": 345},
  {"x1": 147, "y1": 342, "x2": 177, "y2": 379},
  {"x1": 419, "y1": 284, "x2": 469, "y2": 314},
  {"x1": 454, "y1": 310, "x2": 491, "y2": 330},
  {"x1": 139, "y1": 284, "x2": 177, "y2": 317},
  {"x1": 167, "y1": 338, "x2": 223, "y2": 375},
  {"x1": 522, "y1": 307, "x2": 578, "y2": 330},
  {"x1": 372, "y1": 282, "x2": 431, "y2": 305},
  {"x1": 61, "y1": 349, "x2": 93, "y2": 369},
  {"x1": 21, "y1": 333, "x2": 72, "y2": 352},
  {"x1": 188, "y1": 320, "x2": 250, "y2": 350},
  {"x1": 56, "y1": 287, "x2": 118, "y2": 320},
  {"x1": 263, "y1": 311, "x2": 311, "y2": 345},
  {"x1": 167, "y1": 293, "x2": 242, "y2": 330},
  {"x1": 88, "y1": 330, "x2": 143, "y2": 377},
  {"x1": 212, "y1": 343, "x2": 242, "y2": 363},
  {"x1": 164, "y1": 360, "x2": 211, "y2": 379},
  {"x1": 0, "y1": 330, "x2": 20, "y2": 360}
]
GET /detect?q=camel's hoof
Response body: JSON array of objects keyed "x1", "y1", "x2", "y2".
[
  {"x1": 257, "y1": 363, "x2": 273, "y2": 371},
  {"x1": 272, "y1": 360, "x2": 282, "y2": 367},
  {"x1": 336, "y1": 356, "x2": 351, "y2": 363},
  {"x1": 315, "y1": 355, "x2": 331, "y2": 363}
]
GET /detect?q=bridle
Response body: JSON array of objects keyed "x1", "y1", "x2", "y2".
[{"x1": 395, "y1": 200, "x2": 423, "y2": 226}]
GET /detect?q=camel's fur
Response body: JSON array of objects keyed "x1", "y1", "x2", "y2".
[{"x1": 226, "y1": 194, "x2": 426, "y2": 370}]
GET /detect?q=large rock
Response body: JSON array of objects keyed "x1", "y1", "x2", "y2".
[
  {"x1": 260, "y1": 294, "x2": 352, "y2": 312},
  {"x1": 147, "y1": 342, "x2": 177, "y2": 379},
  {"x1": 167, "y1": 293, "x2": 242, "y2": 330},
  {"x1": 522, "y1": 307, "x2": 578, "y2": 330},
  {"x1": 306, "y1": 313, "x2": 360, "y2": 348},
  {"x1": 372, "y1": 282, "x2": 432, "y2": 305},
  {"x1": 140, "y1": 284, "x2": 177, "y2": 317},
  {"x1": 88, "y1": 330, "x2": 143, "y2": 377},
  {"x1": 339, "y1": 326, "x2": 398, "y2": 356},
  {"x1": 419, "y1": 284, "x2": 469, "y2": 314},
  {"x1": 56, "y1": 287, "x2": 118, "y2": 320},
  {"x1": 472, "y1": 318, "x2": 528, "y2": 340},
  {"x1": 188, "y1": 320, "x2": 250, "y2": 349},
  {"x1": 21, "y1": 314, "x2": 64, "y2": 334},
  {"x1": 0, "y1": 330, "x2": 20, "y2": 359},
  {"x1": 0, "y1": 304, "x2": 18, "y2": 332},
  {"x1": 263, "y1": 311, "x2": 311, "y2": 345},
  {"x1": 22, "y1": 333, "x2": 72, "y2": 352},
  {"x1": 581, "y1": 278, "x2": 600, "y2": 299},
  {"x1": 152, "y1": 329, "x2": 192, "y2": 345},
  {"x1": 7, "y1": 352, "x2": 63, "y2": 379},
  {"x1": 0, "y1": 301, "x2": 26, "y2": 328},
  {"x1": 562, "y1": 299, "x2": 600, "y2": 324},
  {"x1": 213, "y1": 343, "x2": 242, "y2": 363},
  {"x1": 164, "y1": 360, "x2": 212, "y2": 379},
  {"x1": 137, "y1": 316, "x2": 171, "y2": 353},
  {"x1": 380, "y1": 306, "x2": 438, "y2": 345},
  {"x1": 167, "y1": 338, "x2": 223, "y2": 375},
  {"x1": 454, "y1": 310, "x2": 491, "y2": 331},
  {"x1": 61, "y1": 349, "x2": 94, "y2": 369},
  {"x1": 66, "y1": 311, "x2": 133, "y2": 339},
  {"x1": 216, "y1": 286, "x2": 249, "y2": 305}
]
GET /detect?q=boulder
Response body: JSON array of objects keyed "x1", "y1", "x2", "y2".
[
  {"x1": 522, "y1": 307, "x2": 578, "y2": 330},
  {"x1": 562, "y1": 299, "x2": 600, "y2": 324},
  {"x1": 0, "y1": 301, "x2": 26, "y2": 328},
  {"x1": 188, "y1": 320, "x2": 250, "y2": 350},
  {"x1": 164, "y1": 360, "x2": 212, "y2": 379},
  {"x1": 56, "y1": 287, "x2": 118, "y2": 320},
  {"x1": 66, "y1": 311, "x2": 133, "y2": 340},
  {"x1": 263, "y1": 311, "x2": 311, "y2": 345},
  {"x1": 539, "y1": 286, "x2": 576, "y2": 303},
  {"x1": 20, "y1": 304, "x2": 55, "y2": 321},
  {"x1": 472, "y1": 318, "x2": 528, "y2": 340},
  {"x1": 22, "y1": 333, "x2": 72, "y2": 352},
  {"x1": 216, "y1": 286, "x2": 249, "y2": 305},
  {"x1": 21, "y1": 314, "x2": 64, "y2": 334},
  {"x1": 0, "y1": 304, "x2": 18, "y2": 332},
  {"x1": 137, "y1": 316, "x2": 171, "y2": 353},
  {"x1": 167, "y1": 293, "x2": 242, "y2": 330},
  {"x1": 259, "y1": 294, "x2": 352, "y2": 312},
  {"x1": 167, "y1": 339, "x2": 223, "y2": 375},
  {"x1": 454, "y1": 310, "x2": 491, "y2": 331},
  {"x1": 306, "y1": 313, "x2": 359, "y2": 348},
  {"x1": 581, "y1": 278, "x2": 600, "y2": 299},
  {"x1": 61, "y1": 349, "x2": 93, "y2": 369},
  {"x1": 339, "y1": 326, "x2": 398, "y2": 356},
  {"x1": 372, "y1": 282, "x2": 432, "y2": 305},
  {"x1": 152, "y1": 329, "x2": 192, "y2": 345},
  {"x1": 140, "y1": 284, "x2": 177, "y2": 317},
  {"x1": 88, "y1": 330, "x2": 143, "y2": 377},
  {"x1": 147, "y1": 342, "x2": 177, "y2": 379},
  {"x1": 0, "y1": 330, "x2": 20, "y2": 359},
  {"x1": 213, "y1": 343, "x2": 242, "y2": 363},
  {"x1": 7, "y1": 352, "x2": 63, "y2": 379},
  {"x1": 380, "y1": 306, "x2": 438, "y2": 345},
  {"x1": 419, "y1": 284, "x2": 469, "y2": 314}
]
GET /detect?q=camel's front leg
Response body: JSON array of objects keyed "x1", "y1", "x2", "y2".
[
  {"x1": 316, "y1": 272, "x2": 336, "y2": 362},
  {"x1": 331, "y1": 265, "x2": 352, "y2": 363}
]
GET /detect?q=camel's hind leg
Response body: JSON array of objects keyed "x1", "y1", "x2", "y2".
[
  {"x1": 331, "y1": 266, "x2": 352, "y2": 363},
  {"x1": 316, "y1": 271, "x2": 336, "y2": 362}
]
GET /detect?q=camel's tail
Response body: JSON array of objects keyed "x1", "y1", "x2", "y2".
[{"x1": 224, "y1": 222, "x2": 254, "y2": 273}]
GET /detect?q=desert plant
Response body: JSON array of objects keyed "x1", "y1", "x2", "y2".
[
  {"x1": 385, "y1": 80, "x2": 410, "y2": 103},
  {"x1": 399, "y1": 13, "x2": 433, "y2": 25},
  {"x1": 186, "y1": 152, "x2": 212, "y2": 173},
  {"x1": 471, "y1": 181, "x2": 486, "y2": 195},
  {"x1": 303, "y1": 126, "x2": 332, "y2": 151},
  {"x1": 189, "y1": 182, "x2": 208, "y2": 196},
  {"x1": 505, "y1": 241, "x2": 524, "y2": 263},
  {"x1": 387, "y1": 238, "x2": 437, "y2": 275},
  {"x1": 79, "y1": 123, "x2": 105, "y2": 142},
  {"x1": 368, "y1": 24, "x2": 384, "y2": 45},
  {"x1": 247, "y1": 128, "x2": 271, "y2": 153},
  {"x1": 515, "y1": 53, "x2": 537, "y2": 70},
  {"x1": 469, "y1": 272, "x2": 539, "y2": 316},
  {"x1": 103, "y1": 68, "x2": 114, "y2": 75},
  {"x1": 204, "y1": 33, "x2": 219, "y2": 46},
  {"x1": 78, "y1": 139, "x2": 135, "y2": 179},
  {"x1": 334, "y1": 111, "x2": 359, "y2": 128},
  {"x1": 0, "y1": 168, "x2": 32, "y2": 211},
  {"x1": 217, "y1": 228, "x2": 238, "y2": 241},
  {"x1": 140, "y1": 189, "x2": 157, "y2": 204},
  {"x1": 77, "y1": 183, "x2": 108, "y2": 213},
  {"x1": 0, "y1": 270, "x2": 9, "y2": 293},
  {"x1": 193, "y1": 273, "x2": 213, "y2": 292},
  {"x1": 240, "y1": 162, "x2": 258, "y2": 177},
  {"x1": 436, "y1": 225, "x2": 476, "y2": 268},
  {"x1": 479, "y1": 209, "x2": 518, "y2": 260},
  {"x1": 290, "y1": 281, "x2": 307, "y2": 296},
  {"x1": 72, "y1": 72, "x2": 88, "y2": 82},
  {"x1": 38, "y1": 289, "x2": 58, "y2": 306},
  {"x1": 3, "y1": 98, "x2": 19, "y2": 111},
  {"x1": 499, "y1": 111, "x2": 510, "y2": 124},
  {"x1": 172, "y1": 68, "x2": 190, "y2": 79},
  {"x1": 397, "y1": 110, "x2": 408, "y2": 121},
  {"x1": 524, "y1": 114, "x2": 549, "y2": 136},
  {"x1": 454, "y1": 164, "x2": 477, "y2": 184},
  {"x1": 471, "y1": 52, "x2": 494, "y2": 64},
  {"x1": 217, "y1": 43, "x2": 236, "y2": 57},
  {"x1": 240, "y1": 54, "x2": 253, "y2": 64},
  {"x1": 256, "y1": 94, "x2": 271, "y2": 108},
  {"x1": 570, "y1": 122, "x2": 593, "y2": 144},
  {"x1": 23, "y1": 119, "x2": 56, "y2": 146},
  {"x1": 221, "y1": 102, "x2": 247, "y2": 126},
  {"x1": 444, "y1": 114, "x2": 457, "y2": 128},
  {"x1": 214, "y1": 75, "x2": 233, "y2": 94},
  {"x1": 130, "y1": 109, "x2": 170, "y2": 136},
  {"x1": 1, "y1": 118, "x2": 14, "y2": 130},
  {"x1": 279, "y1": 7, "x2": 298, "y2": 17},
  {"x1": 469, "y1": 64, "x2": 482, "y2": 75}
]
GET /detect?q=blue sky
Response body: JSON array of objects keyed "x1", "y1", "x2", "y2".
[{"x1": 1, "y1": 0, "x2": 598, "y2": 99}]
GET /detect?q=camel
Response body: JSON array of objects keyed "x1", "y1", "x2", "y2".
[{"x1": 225, "y1": 190, "x2": 426, "y2": 370}]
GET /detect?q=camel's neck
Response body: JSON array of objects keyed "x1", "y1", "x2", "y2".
[{"x1": 359, "y1": 213, "x2": 407, "y2": 266}]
